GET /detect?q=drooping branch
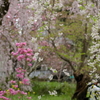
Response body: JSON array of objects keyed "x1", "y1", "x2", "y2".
[{"x1": 51, "y1": 39, "x2": 76, "y2": 72}]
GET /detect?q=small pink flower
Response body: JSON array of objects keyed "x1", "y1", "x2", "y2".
[
  {"x1": 27, "y1": 48, "x2": 33, "y2": 53},
  {"x1": 16, "y1": 43, "x2": 20, "y2": 46},
  {"x1": 11, "y1": 52, "x2": 18, "y2": 56},
  {"x1": 17, "y1": 55, "x2": 25, "y2": 61},
  {"x1": 10, "y1": 80, "x2": 16, "y2": 84},
  {"x1": 26, "y1": 58, "x2": 32, "y2": 62},
  {"x1": 13, "y1": 85, "x2": 18, "y2": 88},
  {"x1": 22, "y1": 78, "x2": 30, "y2": 85},
  {"x1": 0, "y1": 96, "x2": 10, "y2": 100},
  {"x1": 22, "y1": 42, "x2": 26, "y2": 46},
  {"x1": 8, "y1": 88, "x2": 18, "y2": 95},
  {"x1": 28, "y1": 63, "x2": 32, "y2": 66},
  {"x1": 32, "y1": 58, "x2": 36, "y2": 61},
  {"x1": 16, "y1": 42, "x2": 26, "y2": 48},
  {"x1": 18, "y1": 96, "x2": 21, "y2": 99},
  {"x1": 18, "y1": 48, "x2": 24, "y2": 54},
  {"x1": 0, "y1": 91, "x2": 6, "y2": 96},
  {"x1": 27, "y1": 97, "x2": 32, "y2": 99},
  {"x1": 26, "y1": 53, "x2": 32, "y2": 57},
  {"x1": 16, "y1": 74, "x2": 24, "y2": 79},
  {"x1": 20, "y1": 91, "x2": 27, "y2": 95}
]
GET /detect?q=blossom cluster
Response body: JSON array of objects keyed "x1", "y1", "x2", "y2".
[
  {"x1": 48, "y1": 90, "x2": 57, "y2": 96},
  {"x1": 87, "y1": 15, "x2": 100, "y2": 79},
  {"x1": 0, "y1": 88, "x2": 28, "y2": 100},
  {"x1": 0, "y1": 67, "x2": 31, "y2": 100},
  {"x1": 12, "y1": 42, "x2": 34, "y2": 67},
  {"x1": 15, "y1": 67, "x2": 26, "y2": 79},
  {"x1": 15, "y1": 67, "x2": 30, "y2": 85}
]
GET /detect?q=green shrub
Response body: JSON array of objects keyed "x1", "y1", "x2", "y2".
[
  {"x1": 31, "y1": 80, "x2": 76, "y2": 96},
  {"x1": 61, "y1": 82, "x2": 75, "y2": 96}
]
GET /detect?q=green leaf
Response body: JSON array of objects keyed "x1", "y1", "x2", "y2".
[{"x1": 79, "y1": 6, "x2": 85, "y2": 10}]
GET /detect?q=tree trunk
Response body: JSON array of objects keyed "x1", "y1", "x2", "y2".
[
  {"x1": 0, "y1": 0, "x2": 10, "y2": 25},
  {"x1": 72, "y1": 71, "x2": 91, "y2": 100}
]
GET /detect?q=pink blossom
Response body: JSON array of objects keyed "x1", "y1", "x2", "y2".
[
  {"x1": 26, "y1": 53, "x2": 32, "y2": 56},
  {"x1": 27, "y1": 97, "x2": 32, "y2": 99},
  {"x1": 17, "y1": 55, "x2": 25, "y2": 61},
  {"x1": 16, "y1": 42, "x2": 26, "y2": 48},
  {"x1": 16, "y1": 69, "x2": 22, "y2": 73},
  {"x1": 8, "y1": 88, "x2": 18, "y2": 95},
  {"x1": 52, "y1": 17, "x2": 56, "y2": 20},
  {"x1": 20, "y1": 91, "x2": 27, "y2": 95},
  {"x1": 0, "y1": 91, "x2": 6, "y2": 96},
  {"x1": 13, "y1": 85, "x2": 18, "y2": 88},
  {"x1": 16, "y1": 43, "x2": 20, "y2": 46},
  {"x1": 18, "y1": 48, "x2": 24, "y2": 54},
  {"x1": 22, "y1": 69, "x2": 26, "y2": 72},
  {"x1": 22, "y1": 78, "x2": 30, "y2": 85},
  {"x1": 9, "y1": 80, "x2": 16, "y2": 84},
  {"x1": 27, "y1": 48, "x2": 33, "y2": 53},
  {"x1": 32, "y1": 58, "x2": 36, "y2": 61},
  {"x1": 18, "y1": 96, "x2": 21, "y2": 99},
  {"x1": 11, "y1": 52, "x2": 18, "y2": 56},
  {"x1": 23, "y1": 49, "x2": 28, "y2": 53},
  {"x1": 16, "y1": 74, "x2": 24, "y2": 79},
  {"x1": 22, "y1": 42, "x2": 27, "y2": 46},
  {"x1": 26, "y1": 58, "x2": 32, "y2": 62},
  {"x1": 0, "y1": 96, "x2": 10, "y2": 100},
  {"x1": 28, "y1": 63, "x2": 32, "y2": 66}
]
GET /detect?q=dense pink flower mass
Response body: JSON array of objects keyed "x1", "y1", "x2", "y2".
[
  {"x1": 0, "y1": 96, "x2": 10, "y2": 100},
  {"x1": 16, "y1": 42, "x2": 26, "y2": 47},
  {"x1": 11, "y1": 42, "x2": 34, "y2": 68},
  {"x1": 11, "y1": 52, "x2": 18, "y2": 56},
  {"x1": 17, "y1": 55, "x2": 25, "y2": 61},
  {"x1": 22, "y1": 78, "x2": 30, "y2": 85},
  {"x1": 15, "y1": 67, "x2": 25, "y2": 79},
  {"x1": 26, "y1": 58, "x2": 32, "y2": 62},
  {"x1": 0, "y1": 66, "x2": 31, "y2": 99},
  {"x1": 0, "y1": 91, "x2": 6, "y2": 96},
  {"x1": 16, "y1": 73, "x2": 24, "y2": 79}
]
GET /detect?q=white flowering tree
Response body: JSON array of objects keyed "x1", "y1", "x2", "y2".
[
  {"x1": 28, "y1": 0, "x2": 100, "y2": 100},
  {"x1": 0, "y1": 0, "x2": 43, "y2": 90},
  {"x1": 88, "y1": 15, "x2": 100, "y2": 79}
]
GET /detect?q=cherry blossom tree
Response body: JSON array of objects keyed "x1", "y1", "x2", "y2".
[{"x1": 0, "y1": 0, "x2": 100, "y2": 100}]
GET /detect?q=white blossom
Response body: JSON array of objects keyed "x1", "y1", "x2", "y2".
[
  {"x1": 49, "y1": 74, "x2": 53, "y2": 80},
  {"x1": 38, "y1": 95, "x2": 41, "y2": 100},
  {"x1": 38, "y1": 57, "x2": 43, "y2": 62},
  {"x1": 88, "y1": 14, "x2": 100, "y2": 79},
  {"x1": 31, "y1": 37, "x2": 37, "y2": 42},
  {"x1": 33, "y1": 52, "x2": 39, "y2": 60},
  {"x1": 50, "y1": 68, "x2": 57, "y2": 73},
  {"x1": 48, "y1": 90, "x2": 57, "y2": 96}
]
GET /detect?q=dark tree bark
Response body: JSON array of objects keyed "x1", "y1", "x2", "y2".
[
  {"x1": 72, "y1": 71, "x2": 91, "y2": 100},
  {"x1": 0, "y1": 0, "x2": 10, "y2": 25}
]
